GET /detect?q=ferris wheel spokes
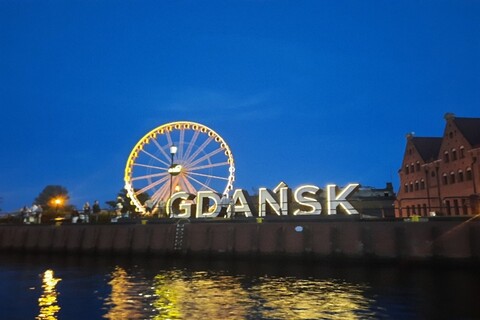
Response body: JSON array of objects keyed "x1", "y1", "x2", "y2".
[
  {"x1": 141, "y1": 149, "x2": 170, "y2": 167},
  {"x1": 135, "y1": 174, "x2": 170, "y2": 196},
  {"x1": 131, "y1": 171, "x2": 169, "y2": 182},
  {"x1": 133, "y1": 163, "x2": 167, "y2": 171},
  {"x1": 184, "y1": 136, "x2": 214, "y2": 164},
  {"x1": 183, "y1": 129, "x2": 201, "y2": 161},
  {"x1": 165, "y1": 129, "x2": 172, "y2": 147},
  {"x1": 151, "y1": 138, "x2": 171, "y2": 162},
  {"x1": 150, "y1": 180, "x2": 171, "y2": 202},
  {"x1": 186, "y1": 175, "x2": 217, "y2": 193},
  {"x1": 186, "y1": 146, "x2": 224, "y2": 169},
  {"x1": 188, "y1": 171, "x2": 229, "y2": 181},
  {"x1": 188, "y1": 161, "x2": 230, "y2": 172},
  {"x1": 177, "y1": 175, "x2": 195, "y2": 195},
  {"x1": 178, "y1": 129, "x2": 186, "y2": 159}
]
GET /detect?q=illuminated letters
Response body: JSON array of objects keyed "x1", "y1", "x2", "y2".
[
  {"x1": 167, "y1": 191, "x2": 195, "y2": 218},
  {"x1": 258, "y1": 185, "x2": 289, "y2": 217},
  {"x1": 196, "y1": 191, "x2": 221, "y2": 218},
  {"x1": 326, "y1": 184, "x2": 359, "y2": 215},
  {"x1": 228, "y1": 189, "x2": 254, "y2": 217},
  {"x1": 165, "y1": 183, "x2": 360, "y2": 218},
  {"x1": 293, "y1": 185, "x2": 322, "y2": 215}
]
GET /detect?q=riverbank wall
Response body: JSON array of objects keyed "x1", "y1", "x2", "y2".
[{"x1": 1, "y1": 219, "x2": 479, "y2": 262}]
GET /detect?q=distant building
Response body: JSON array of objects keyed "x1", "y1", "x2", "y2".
[
  {"x1": 396, "y1": 113, "x2": 480, "y2": 217},
  {"x1": 348, "y1": 183, "x2": 396, "y2": 218}
]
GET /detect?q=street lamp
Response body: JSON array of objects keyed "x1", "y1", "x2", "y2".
[
  {"x1": 169, "y1": 143, "x2": 178, "y2": 198},
  {"x1": 54, "y1": 198, "x2": 62, "y2": 214}
]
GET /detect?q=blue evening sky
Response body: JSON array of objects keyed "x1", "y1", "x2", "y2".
[{"x1": 1, "y1": 0, "x2": 479, "y2": 212}]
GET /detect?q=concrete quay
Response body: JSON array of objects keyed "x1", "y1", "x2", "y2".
[{"x1": 1, "y1": 219, "x2": 479, "y2": 262}]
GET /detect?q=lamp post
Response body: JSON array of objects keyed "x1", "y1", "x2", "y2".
[
  {"x1": 169, "y1": 143, "x2": 178, "y2": 199},
  {"x1": 54, "y1": 198, "x2": 62, "y2": 214}
]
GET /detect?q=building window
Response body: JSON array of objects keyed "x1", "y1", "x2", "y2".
[
  {"x1": 415, "y1": 181, "x2": 419, "y2": 191},
  {"x1": 411, "y1": 163, "x2": 415, "y2": 173},
  {"x1": 423, "y1": 204, "x2": 427, "y2": 216},
  {"x1": 444, "y1": 151, "x2": 449, "y2": 163},
  {"x1": 449, "y1": 132, "x2": 454, "y2": 139},
  {"x1": 454, "y1": 199, "x2": 460, "y2": 216},
  {"x1": 420, "y1": 179, "x2": 425, "y2": 189},
  {"x1": 443, "y1": 173, "x2": 448, "y2": 185},
  {"x1": 415, "y1": 161, "x2": 420, "y2": 171},
  {"x1": 462, "y1": 199, "x2": 468, "y2": 215},
  {"x1": 404, "y1": 184, "x2": 408, "y2": 193},
  {"x1": 452, "y1": 149, "x2": 457, "y2": 161},
  {"x1": 458, "y1": 170, "x2": 464, "y2": 182},
  {"x1": 466, "y1": 168, "x2": 473, "y2": 181},
  {"x1": 460, "y1": 146, "x2": 465, "y2": 159},
  {"x1": 431, "y1": 171, "x2": 435, "y2": 177},
  {"x1": 406, "y1": 206, "x2": 411, "y2": 216},
  {"x1": 405, "y1": 165, "x2": 409, "y2": 174},
  {"x1": 445, "y1": 200, "x2": 451, "y2": 215},
  {"x1": 450, "y1": 172, "x2": 456, "y2": 184},
  {"x1": 409, "y1": 183, "x2": 413, "y2": 192}
]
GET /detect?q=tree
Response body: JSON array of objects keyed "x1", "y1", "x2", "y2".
[{"x1": 35, "y1": 185, "x2": 70, "y2": 211}]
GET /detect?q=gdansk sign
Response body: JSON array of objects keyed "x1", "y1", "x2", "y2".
[{"x1": 166, "y1": 183, "x2": 360, "y2": 218}]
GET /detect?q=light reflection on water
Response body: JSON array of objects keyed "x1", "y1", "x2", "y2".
[
  {"x1": 103, "y1": 266, "x2": 148, "y2": 319},
  {"x1": 37, "y1": 269, "x2": 61, "y2": 320},
  {"x1": 152, "y1": 271, "x2": 253, "y2": 320},
  {"x1": 102, "y1": 267, "x2": 379, "y2": 319},
  {"x1": 251, "y1": 277, "x2": 376, "y2": 320},
  {"x1": 1, "y1": 254, "x2": 478, "y2": 319}
]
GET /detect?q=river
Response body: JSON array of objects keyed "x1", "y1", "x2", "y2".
[{"x1": 0, "y1": 254, "x2": 478, "y2": 319}]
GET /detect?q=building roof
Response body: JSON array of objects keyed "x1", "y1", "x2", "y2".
[
  {"x1": 411, "y1": 137, "x2": 443, "y2": 163},
  {"x1": 454, "y1": 117, "x2": 480, "y2": 147}
]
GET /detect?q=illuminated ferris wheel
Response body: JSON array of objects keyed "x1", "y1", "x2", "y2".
[{"x1": 124, "y1": 121, "x2": 235, "y2": 214}]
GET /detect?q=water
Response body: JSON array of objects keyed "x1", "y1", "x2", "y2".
[{"x1": 0, "y1": 254, "x2": 479, "y2": 319}]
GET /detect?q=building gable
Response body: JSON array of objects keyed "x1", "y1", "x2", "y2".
[
  {"x1": 439, "y1": 113, "x2": 479, "y2": 163},
  {"x1": 454, "y1": 117, "x2": 480, "y2": 148},
  {"x1": 410, "y1": 137, "x2": 442, "y2": 163},
  {"x1": 396, "y1": 113, "x2": 480, "y2": 218}
]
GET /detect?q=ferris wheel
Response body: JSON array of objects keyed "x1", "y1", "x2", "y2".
[{"x1": 124, "y1": 121, "x2": 235, "y2": 214}]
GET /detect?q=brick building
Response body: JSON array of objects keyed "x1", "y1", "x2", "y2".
[{"x1": 396, "y1": 113, "x2": 480, "y2": 217}]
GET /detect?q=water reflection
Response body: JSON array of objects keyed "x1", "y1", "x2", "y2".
[
  {"x1": 251, "y1": 277, "x2": 375, "y2": 319},
  {"x1": 103, "y1": 267, "x2": 376, "y2": 319},
  {"x1": 103, "y1": 266, "x2": 150, "y2": 319},
  {"x1": 1, "y1": 254, "x2": 477, "y2": 319},
  {"x1": 37, "y1": 269, "x2": 61, "y2": 320},
  {"x1": 152, "y1": 272, "x2": 252, "y2": 319}
]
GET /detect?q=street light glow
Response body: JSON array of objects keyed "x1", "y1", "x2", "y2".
[
  {"x1": 50, "y1": 197, "x2": 64, "y2": 207},
  {"x1": 170, "y1": 144, "x2": 178, "y2": 156}
]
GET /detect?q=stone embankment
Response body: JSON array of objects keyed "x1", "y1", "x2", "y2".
[{"x1": 1, "y1": 219, "x2": 479, "y2": 261}]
